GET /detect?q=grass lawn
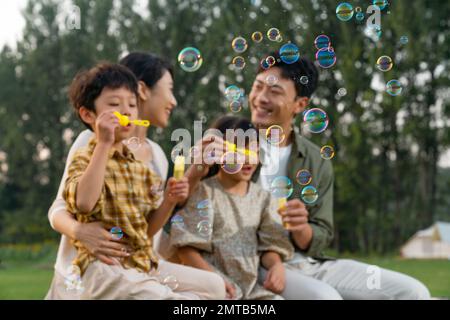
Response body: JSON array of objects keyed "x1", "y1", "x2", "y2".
[
  {"x1": 1, "y1": 244, "x2": 449, "y2": 299},
  {"x1": 0, "y1": 264, "x2": 54, "y2": 300},
  {"x1": 349, "y1": 256, "x2": 450, "y2": 299}
]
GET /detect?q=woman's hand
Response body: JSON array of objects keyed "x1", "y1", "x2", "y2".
[{"x1": 73, "y1": 221, "x2": 131, "y2": 265}]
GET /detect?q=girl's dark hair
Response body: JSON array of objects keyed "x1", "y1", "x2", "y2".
[
  {"x1": 204, "y1": 115, "x2": 257, "y2": 178},
  {"x1": 119, "y1": 52, "x2": 174, "y2": 89}
]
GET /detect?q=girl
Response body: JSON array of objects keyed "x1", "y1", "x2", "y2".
[{"x1": 169, "y1": 116, "x2": 294, "y2": 300}]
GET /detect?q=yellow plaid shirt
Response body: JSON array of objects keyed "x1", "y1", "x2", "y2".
[{"x1": 63, "y1": 138, "x2": 161, "y2": 275}]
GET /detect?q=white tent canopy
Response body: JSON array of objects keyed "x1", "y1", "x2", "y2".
[{"x1": 400, "y1": 221, "x2": 450, "y2": 259}]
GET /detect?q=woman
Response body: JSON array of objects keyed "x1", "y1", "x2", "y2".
[{"x1": 45, "y1": 52, "x2": 225, "y2": 300}]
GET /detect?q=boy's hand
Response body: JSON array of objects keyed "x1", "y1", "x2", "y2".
[
  {"x1": 165, "y1": 177, "x2": 189, "y2": 205},
  {"x1": 95, "y1": 111, "x2": 120, "y2": 146},
  {"x1": 224, "y1": 279, "x2": 237, "y2": 300},
  {"x1": 263, "y1": 262, "x2": 286, "y2": 294}
]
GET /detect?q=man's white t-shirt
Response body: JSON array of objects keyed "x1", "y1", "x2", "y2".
[
  {"x1": 258, "y1": 139, "x2": 310, "y2": 263},
  {"x1": 258, "y1": 141, "x2": 293, "y2": 192}
]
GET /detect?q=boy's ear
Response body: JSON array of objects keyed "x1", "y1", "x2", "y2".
[
  {"x1": 293, "y1": 96, "x2": 309, "y2": 117},
  {"x1": 138, "y1": 81, "x2": 150, "y2": 101},
  {"x1": 79, "y1": 106, "x2": 96, "y2": 126}
]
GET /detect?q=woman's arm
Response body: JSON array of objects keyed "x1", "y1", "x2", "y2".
[
  {"x1": 49, "y1": 129, "x2": 90, "y2": 236},
  {"x1": 48, "y1": 130, "x2": 129, "y2": 264}
]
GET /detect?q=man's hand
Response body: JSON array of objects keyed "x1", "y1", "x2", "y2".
[
  {"x1": 95, "y1": 111, "x2": 120, "y2": 146},
  {"x1": 186, "y1": 134, "x2": 230, "y2": 179},
  {"x1": 164, "y1": 177, "x2": 189, "y2": 205},
  {"x1": 263, "y1": 262, "x2": 286, "y2": 294},
  {"x1": 278, "y1": 198, "x2": 309, "y2": 231}
]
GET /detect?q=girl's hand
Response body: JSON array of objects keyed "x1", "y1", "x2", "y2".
[
  {"x1": 73, "y1": 221, "x2": 131, "y2": 265},
  {"x1": 165, "y1": 177, "x2": 189, "y2": 205},
  {"x1": 263, "y1": 262, "x2": 286, "y2": 294},
  {"x1": 224, "y1": 279, "x2": 237, "y2": 300}
]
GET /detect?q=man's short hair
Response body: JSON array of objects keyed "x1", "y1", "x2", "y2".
[{"x1": 257, "y1": 51, "x2": 319, "y2": 99}]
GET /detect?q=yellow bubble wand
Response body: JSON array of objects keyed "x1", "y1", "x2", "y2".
[
  {"x1": 114, "y1": 111, "x2": 150, "y2": 127},
  {"x1": 277, "y1": 197, "x2": 290, "y2": 229},
  {"x1": 224, "y1": 141, "x2": 257, "y2": 158}
]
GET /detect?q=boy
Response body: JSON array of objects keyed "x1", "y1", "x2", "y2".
[{"x1": 61, "y1": 63, "x2": 191, "y2": 299}]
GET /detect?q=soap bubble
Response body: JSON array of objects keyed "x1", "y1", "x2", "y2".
[
  {"x1": 64, "y1": 265, "x2": 84, "y2": 293},
  {"x1": 232, "y1": 37, "x2": 248, "y2": 53},
  {"x1": 373, "y1": 0, "x2": 388, "y2": 10},
  {"x1": 267, "y1": 28, "x2": 282, "y2": 41},
  {"x1": 266, "y1": 125, "x2": 286, "y2": 146},
  {"x1": 355, "y1": 12, "x2": 365, "y2": 22},
  {"x1": 386, "y1": 79, "x2": 403, "y2": 96},
  {"x1": 229, "y1": 100, "x2": 243, "y2": 113},
  {"x1": 320, "y1": 145, "x2": 335, "y2": 160},
  {"x1": 265, "y1": 74, "x2": 279, "y2": 86},
  {"x1": 399, "y1": 35, "x2": 409, "y2": 45},
  {"x1": 197, "y1": 199, "x2": 211, "y2": 217},
  {"x1": 376, "y1": 56, "x2": 393, "y2": 72},
  {"x1": 316, "y1": 47, "x2": 337, "y2": 68},
  {"x1": 301, "y1": 186, "x2": 319, "y2": 204},
  {"x1": 170, "y1": 214, "x2": 185, "y2": 229},
  {"x1": 303, "y1": 108, "x2": 329, "y2": 134},
  {"x1": 251, "y1": 31, "x2": 263, "y2": 43},
  {"x1": 279, "y1": 43, "x2": 300, "y2": 64},
  {"x1": 314, "y1": 35, "x2": 331, "y2": 50},
  {"x1": 232, "y1": 56, "x2": 246, "y2": 70},
  {"x1": 336, "y1": 2, "x2": 354, "y2": 21},
  {"x1": 265, "y1": 55, "x2": 276, "y2": 67},
  {"x1": 270, "y1": 176, "x2": 294, "y2": 199},
  {"x1": 178, "y1": 47, "x2": 203, "y2": 72},
  {"x1": 162, "y1": 274, "x2": 179, "y2": 290},
  {"x1": 299, "y1": 76, "x2": 309, "y2": 85},
  {"x1": 364, "y1": 24, "x2": 382, "y2": 42},
  {"x1": 225, "y1": 85, "x2": 242, "y2": 101},
  {"x1": 296, "y1": 169, "x2": 312, "y2": 186},
  {"x1": 197, "y1": 220, "x2": 213, "y2": 237},
  {"x1": 110, "y1": 226, "x2": 123, "y2": 240},
  {"x1": 338, "y1": 88, "x2": 347, "y2": 96},
  {"x1": 123, "y1": 137, "x2": 142, "y2": 151},
  {"x1": 221, "y1": 151, "x2": 244, "y2": 174}
]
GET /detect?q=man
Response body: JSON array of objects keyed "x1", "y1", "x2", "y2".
[{"x1": 186, "y1": 51, "x2": 430, "y2": 300}]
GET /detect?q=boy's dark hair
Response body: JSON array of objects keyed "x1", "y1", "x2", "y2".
[
  {"x1": 204, "y1": 115, "x2": 257, "y2": 179},
  {"x1": 68, "y1": 63, "x2": 139, "y2": 130},
  {"x1": 257, "y1": 51, "x2": 319, "y2": 99},
  {"x1": 119, "y1": 52, "x2": 174, "y2": 89}
]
